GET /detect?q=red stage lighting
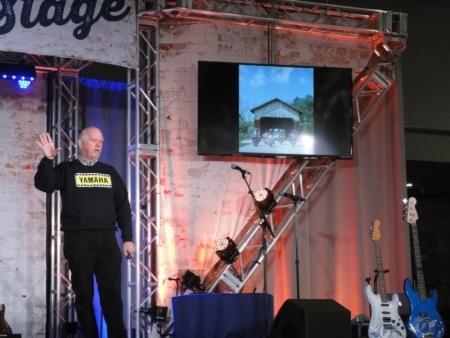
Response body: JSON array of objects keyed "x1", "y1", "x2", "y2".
[
  {"x1": 215, "y1": 237, "x2": 240, "y2": 264},
  {"x1": 255, "y1": 188, "x2": 277, "y2": 214}
]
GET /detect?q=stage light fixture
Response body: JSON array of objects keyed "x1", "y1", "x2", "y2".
[
  {"x1": 141, "y1": 306, "x2": 168, "y2": 323},
  {"x1": 0, "y1": 63, "x2": 36, "y2": 89},
  {"x1": 181, "y1": 270, "x2": 205, "y2": 292},
  {"x1": 215, "y1": 237, "x2": 240, "y2": 264},
  {"x1": 255, "y1": 188, "x2": 277, "y2": 214},
  {"x1": 373, "y1": 42, "x2": 397, "y2": 63}
]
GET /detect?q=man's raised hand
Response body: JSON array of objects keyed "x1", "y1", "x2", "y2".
[{"x1": 36, "y1": 132, "x2": 61, "y2": 160}]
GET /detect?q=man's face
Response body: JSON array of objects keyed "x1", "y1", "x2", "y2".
[{"x1": 78, "y1": 128, "x2": 104, "y2": 162}]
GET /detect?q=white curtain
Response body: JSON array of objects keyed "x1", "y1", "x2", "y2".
[{"x1": 266, "y1": 78, "x2": 410, "y2": 315}]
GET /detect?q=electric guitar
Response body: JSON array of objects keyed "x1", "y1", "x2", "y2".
[
  {"x1": 365, "y1": 219, "x2": 407, "y2": 338},
  {"x1": 404, "y1": 197, "x2": 445, "y2": 338}
]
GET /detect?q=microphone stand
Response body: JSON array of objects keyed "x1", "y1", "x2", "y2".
[
  {"x1": 238, "y1": 171, "x2": 275, "y2": 295},
  {"x1": 292, "y1": 198, "x2": 300, "y2": 299},
  {"x1": 238, "y1": 171, "x2": 275, "y2": 338},
  {"x1": 280, "y1": 193, "x2": 305, "y2": 300}
]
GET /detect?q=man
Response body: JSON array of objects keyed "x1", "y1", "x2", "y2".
[{"x1": 34, "y1": 127, "x2": 135, "y2": 338}]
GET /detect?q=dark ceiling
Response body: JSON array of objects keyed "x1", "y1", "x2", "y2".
[{"x1": 407, "y1": 160, "x2": 450, "y2": 196}]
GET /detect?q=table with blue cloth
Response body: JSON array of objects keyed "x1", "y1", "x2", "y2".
[{"x1": 172, "y1": 293, "x2": 274, "y2": 338}]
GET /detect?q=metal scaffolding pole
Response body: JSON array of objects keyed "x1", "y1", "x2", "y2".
[
  {"x1": 126, "y1": 23, "x2": 161, "y2": 338},
  {"x1": 47, "y1": 64, "x2": 82, "y2": 337}
]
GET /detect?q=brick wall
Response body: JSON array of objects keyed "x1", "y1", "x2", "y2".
[
  {"x1": 156, "y1": 20, "x2": 373, "y2": 305},
  {"x1": 0, "y1": 73, "x2": 47, "y2": 336}
]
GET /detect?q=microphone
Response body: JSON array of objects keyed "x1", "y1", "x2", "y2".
[
  {"x1": 231, "y1": 163, "x2": 250, "y2": 175},
  {"x1": 279, "y1": 192, "x2": 306, "y2": 202}
]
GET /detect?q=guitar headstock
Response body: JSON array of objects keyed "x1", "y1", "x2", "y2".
[
  {"x1": 370, "y1": 219, "x2": 381, "y2": 243},
  {"x1": 404, "y1": 197, "x2": 418, "y2": 225}
]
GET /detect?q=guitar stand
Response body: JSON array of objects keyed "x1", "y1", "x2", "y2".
[{"x1": 365, "y1": 269, "x2": 390, "y2": 319}]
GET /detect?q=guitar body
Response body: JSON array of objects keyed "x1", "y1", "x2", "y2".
[
  {"x1": 0, "y1": 304, "x2": 12, "y2": 335},
  {"x1": 404, "y1": 278, "x2": 445, "y2": 338},
  {"x1": 364, "y1": 285, "x2": 407, "y2": 338}
]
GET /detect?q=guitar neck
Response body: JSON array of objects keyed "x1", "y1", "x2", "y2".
[
  {"x1": 410, "y1": 222, "x2": 428, "y2": 300},
  {"x1": 374, "y1": 241, "x2": 388, "y2": 302}
]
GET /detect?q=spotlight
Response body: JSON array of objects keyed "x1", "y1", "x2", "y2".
[
  {"x1": 181, "y1": 270, "x2": 205, "y2": 292},
  {"x1": 255, "y1": 188, "x2": 277, "y2": 214},
  {"x1": 215, "y1": 237, "x2": 240, "y2": 264},
  {"x1": 373, "y1": 42, "x2": 396, "y2": 62},
  {"x1": 0, "y1": 63, "x2": 36, "y2": 89},
  {"x1": 141, "y1": 306, "x2": 168, "y2": 323}
]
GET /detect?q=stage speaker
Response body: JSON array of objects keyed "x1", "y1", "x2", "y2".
[{"x1": 269, "y1": 299, "x2": 351, "y2": 338}]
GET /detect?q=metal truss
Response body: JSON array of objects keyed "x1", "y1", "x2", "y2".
[
  {"x1": 0, "y1": 44, "x2": 161, "y2": 338},
  {"x1": 44, "y1": 59, "x2": 89, "y2": 337},
  {"x1": 136, "y1": 0, "x2": 407, "y2": 295},
  {"x1": 138, "y1": 0, "x2": 407, "y2": 51},
  {"x1": 43, "y1": 52, "x2": 163, "y2": 338},
  {"x1": 0, "y1": 52, "x2": 95, "y2": 337},
  {"x1": 125, "y1": 25, "x2": 161, "y2": 337}
]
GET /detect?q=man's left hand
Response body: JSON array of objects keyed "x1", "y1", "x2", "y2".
[{"x1": 123, "y1": 241, "x2": 136, "y2": 258}]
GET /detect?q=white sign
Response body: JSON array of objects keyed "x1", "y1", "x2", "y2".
[{"x1": 0, "y1": 0, "x2": 138, "y2": 68}]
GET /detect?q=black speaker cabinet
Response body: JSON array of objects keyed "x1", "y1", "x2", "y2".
[{"x1": 269, "y1": 299, "x2": 351, "y2": 338}]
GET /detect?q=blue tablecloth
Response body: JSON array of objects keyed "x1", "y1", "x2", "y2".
[{"x1": 172, "y1": 293, "x2": 274, "y2": 338}]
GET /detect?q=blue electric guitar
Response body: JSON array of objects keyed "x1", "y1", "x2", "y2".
[
  {"x1": 404, "y1": 197, "x2": 445, "y2": 338},
  {"x1": 365, "y1": 219, "x2": 407, "y2": 338}
]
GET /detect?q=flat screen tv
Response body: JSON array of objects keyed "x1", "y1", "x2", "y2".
[{"x1": 197, "y1": 61, "x2": 353, "y2": 159}]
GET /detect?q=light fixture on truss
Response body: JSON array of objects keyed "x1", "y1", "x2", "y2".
[{"x1": 0, "y1": 62, "x2": 36, "y2": 89}]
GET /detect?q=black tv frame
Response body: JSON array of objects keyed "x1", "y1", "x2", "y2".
[{"x1": 197, "y1": 61, "x2": 353, "y2": 159}]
